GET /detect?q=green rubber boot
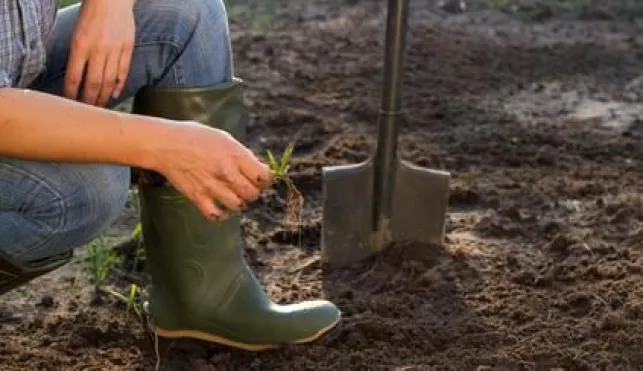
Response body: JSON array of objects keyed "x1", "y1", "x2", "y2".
[
  {"x1": 131, "y1": 78, "x2": 341, "y2": 350},
  {"x1": 0, "y1": 251, "x2": 72, "y2": 296}
]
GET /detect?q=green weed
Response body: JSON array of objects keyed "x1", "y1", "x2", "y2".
[
  {"x1": 85, "y1": 237, "x2": 144, "y2": 324},
  {"x1": 101, "y1": 284, "x2": 143, "y2": 323},
  {"x1": 130, "y1": 222, "x2": 145, "y2": 269},
  {"x1": 266, "y1": 143, "x2": 293, "y2": 179},
  {"x1": 85, "y1": 235, "x2": 120, "y2": 289},
  {"x1": 266, "y1": 144, "x2": 303, "y2": 227}
]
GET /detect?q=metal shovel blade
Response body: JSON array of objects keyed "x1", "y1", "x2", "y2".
[
  {"x1": 321, "y1": 158, "x2": 450, "y2": 267},
  {"x1": 321, "y1": 161, "x2": 374, "y2": 267},
  {"x1": 321, "y1": 0, "x2": 451, "y2": 267}
]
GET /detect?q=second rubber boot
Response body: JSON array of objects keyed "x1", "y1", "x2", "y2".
[
  {"x1": 132, "y1": 78, "x2": 341, "y2": 350},
  {"x1": 0, "y1": 250, "x2": 72, "y2": 296}
]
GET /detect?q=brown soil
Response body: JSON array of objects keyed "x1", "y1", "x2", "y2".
[{"x1": 1, "y1": 1, "x2": 642, "y2": 370}]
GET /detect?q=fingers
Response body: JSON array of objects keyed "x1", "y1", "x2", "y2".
[
  {"x1": 65, "y1": 37, "x2": 133, "y2": 106},
  {"x1": 64, "y1": 40, "x2": 89, "y2": 100},
  {"x1": 96, "y1": 53, "x2": 119, "y2": 107},
  {"x1": 206, "y1": 176, "x2": 246, "y2": 212},
  {"x1": 219, "y1": 165, "x2": 262, "y2": 204},
  {"x1": 82, "y1": 53, "x2": 107, "y2": 105},
  {"x1": 113, "y1": 42, "x2": 133, "y2": 99},
  {"x1": 190, "y1": 179, "x2": 244, "y2": 221},
  {"x1": 236, "y1": 152, "x2": 272, "y2": 188},
  {"x1": 163, "y1": 131, "x2": 276, "y2": 221},
  {"x1": 195, "y1": 165, "x2": 262, "y2": 220},
  {"x1": 65, "y1": 39, "x2": 109, "y2": 105},
  {"x1": 191, "y1": 191, "x2": 226, "y2": 221}
]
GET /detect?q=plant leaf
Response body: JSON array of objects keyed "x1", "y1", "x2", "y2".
[
  {"x1": 266, "y1": 149, "x2": 278, "y2": 169},
  {"x1": 280, "y1": 144, "x2": 294, "y2": 172},
  {"x1": 131, "y1": 223, "x2": 142, "y2": 239}
]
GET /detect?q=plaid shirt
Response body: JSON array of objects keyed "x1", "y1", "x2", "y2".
[{"x1": 0, "y1": 0, "x2": 57, "y2": 88}]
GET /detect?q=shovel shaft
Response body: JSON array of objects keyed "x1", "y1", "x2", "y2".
[
  {"x1": 379, "y1": 0, "x2": 409, "y2": 114},
  {"x1": 373, "y1": 0, "x2": 409, "y2": 233}
]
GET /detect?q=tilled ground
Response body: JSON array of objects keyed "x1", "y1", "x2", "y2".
[{"x1": 1, "y1": 1, "x2": 642, "y2": 370}]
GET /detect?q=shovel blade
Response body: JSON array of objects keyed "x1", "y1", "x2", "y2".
[
  {"x1": 321, "y1": 158, "x2": 450, "y2": 268},
  {"x1": 321, "y1": 161, "x2": 374, "y2": 267},
  {"x1": 390, "y1": 160, "x2": 450, "y2": 246}
]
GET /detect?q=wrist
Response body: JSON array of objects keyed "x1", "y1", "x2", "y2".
[{"x1": 118, "y1": 113, "x2": 174, "y2": 172}]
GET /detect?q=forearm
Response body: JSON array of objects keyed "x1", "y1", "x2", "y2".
[{"x1": 0, "y1": 88, "x2": 165, "y2": 169}]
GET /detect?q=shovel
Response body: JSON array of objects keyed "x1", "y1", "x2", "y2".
[{"x1": 321, "y1": 0, "x2": 451, "y2": 267}]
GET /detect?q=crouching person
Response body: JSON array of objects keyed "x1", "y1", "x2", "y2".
[{"x1": 0, "y1": 0, "x2": 340, "y2": 349}]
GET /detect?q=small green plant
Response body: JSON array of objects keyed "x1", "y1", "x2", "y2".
[
  {"x1": 266, "y1": 143, "x2": 293, "y2": 179},
  {"x1": 85, "y1": 236, "x2": 144, "y2": 325},
  {"x1": 266, "y1": 143, "x2": 303, "y2": 227},
  {"x1": 130, "y1": 222, "x2": 145, "y2": 269},
  {"x1": 131, "y1": 222, "x2": 142, "y2": 240},
  {"x1": 85, "y1": 235, "x2": 121, "y2": 289},
  {"x1": 101, "y1": 284, "x2": 143, "y2": 323}
]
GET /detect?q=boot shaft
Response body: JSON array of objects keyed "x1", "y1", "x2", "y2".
[{"x1": 132, "y1": 78, "x2": 248, "y2": 141}]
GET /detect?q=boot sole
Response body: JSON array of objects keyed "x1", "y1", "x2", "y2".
[{"x1": 150, "y1": 317, "x2": 342, "y2": 351}]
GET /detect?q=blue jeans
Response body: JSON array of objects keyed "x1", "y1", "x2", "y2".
[{"x1": 0, "y1": 0, "x2": 233, "y2": 263}]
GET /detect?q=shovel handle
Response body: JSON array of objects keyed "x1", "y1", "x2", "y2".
[
  {"x1": 372, "y1": 0, "x2": 409, "y2": 233},
  {"x1": 379, "y1": 0, "x2": 408, "y2": 115}
]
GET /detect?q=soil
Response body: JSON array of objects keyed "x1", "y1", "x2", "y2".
[{"x1": 1, "y1": 0, "x2": 642, "y2": 370}]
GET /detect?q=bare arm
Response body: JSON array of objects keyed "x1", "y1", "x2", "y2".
[
  {"x1": 0, "y1": 87, "x2": 164, "y2": 169},
  {"x1": 0, "y1": 87, "x2": 272, "y2": 219}
]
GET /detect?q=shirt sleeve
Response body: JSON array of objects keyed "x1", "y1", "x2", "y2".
[{"x1": 0, "y1": 69, "x2": 10, "y2": 88}]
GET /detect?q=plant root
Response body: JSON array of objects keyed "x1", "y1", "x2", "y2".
[{"x1": 282, "y1": 177, "x2": 304, "y2": 227}]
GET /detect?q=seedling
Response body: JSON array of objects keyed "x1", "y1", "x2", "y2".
[
  {"x1": 85, "y1": 235, "x2": 121, "y2": 290},
  {"x1": 131, "y1": 222, "x2": 142, "y2": 241},
  {"x1": 266, "y1": 144, "x2": 303, "y2": 227},
  {"x1": 101, "y1": 284, "x2": 143, "y2": 323},
  {"x1": 130, "y1": 222, "x2": 145, "y2": 270},
  {"x1": 266, "y1": 143, "x2": 293, "y2": 179}
]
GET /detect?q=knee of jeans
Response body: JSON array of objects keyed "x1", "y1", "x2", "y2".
[
  {"x1": 3, "y1": 163, "x2": 130, "y2": 261},
  {"x1": 130, "y1": 0, "x2": 231, "y2": 88},
  {"x1": 139, "y1": 0, "x2": 205, "y2": 38},
  {"x1": 58, "y1": 165, "x2": 130, "y2": 246},
  {"x1": 139, "y1": 0, "x2": 228, "y2": 49}
]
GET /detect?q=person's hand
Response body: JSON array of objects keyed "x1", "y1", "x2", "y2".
[
  {"x1": 64, "y1": 0, "x2": 135, "y2": 107},
  {"x1": 153, "y1": 122, "x2": 272, "y2": 220}
]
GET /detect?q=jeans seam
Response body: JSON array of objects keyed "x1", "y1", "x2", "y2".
[{"x1": 0, "y1": 163, "x2": 67, "y2": 258}]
